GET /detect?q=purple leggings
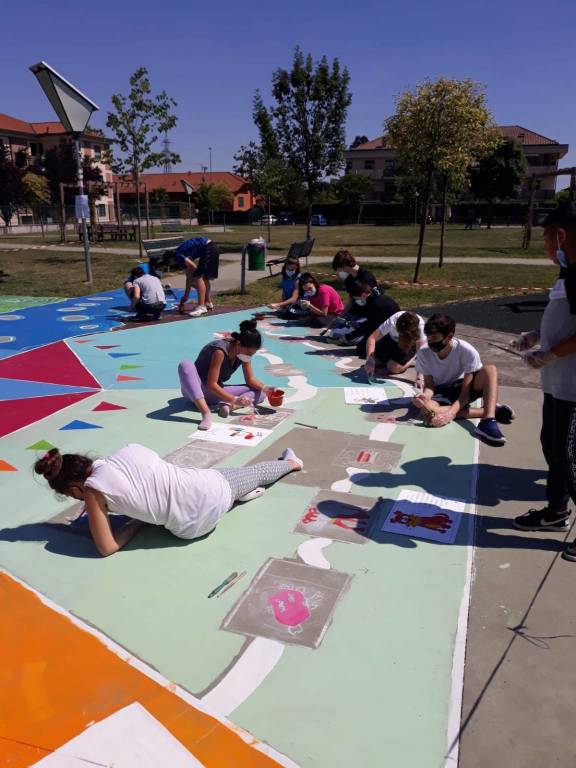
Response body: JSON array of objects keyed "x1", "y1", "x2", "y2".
[{"x1": 178, "y1": 360, "x2": 266, "y2": 408}]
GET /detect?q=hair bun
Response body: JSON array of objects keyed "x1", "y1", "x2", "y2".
[
  {"x1": 239, "y1": 319, "x2": 257, "y2": 333},
  {"x1": 34, "y1": 448, "x2": 63, "y2": 479}
]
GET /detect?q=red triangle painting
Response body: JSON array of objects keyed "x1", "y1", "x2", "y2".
[
  {"x1": 116, "y1": 375, "x2": 143, "y2": 382},
  {"x1": 0, "y1": 460, "x2": 17, "y2": 472},
  {"x1": 94, "y1": 345, "x2": 120, "y2": 350},
  {"x1": 0, "y1": 392, "x2": 96, "y2": 439},
  {"x1": 92, "y1": 401, "x2": 127, "y2": 412},
  {"x1": 0, "y1": 341, "x2": 101, "y2": 389}
]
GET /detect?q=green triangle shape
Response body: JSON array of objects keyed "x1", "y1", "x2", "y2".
[
  {"x1": 119, "y1": 364, "x2": 144, "y2": 370},
  {"x1": 27, "y1": 439, "x2": 56, "y2": 451}
]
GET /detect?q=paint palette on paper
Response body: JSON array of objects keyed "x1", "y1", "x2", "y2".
[
  {"x1": 332, "y1": 443, "x2": 403, "y2": 471},
  {"x1": 222, "y1": 557, "x2": 352, "y2": 649},
  {"x1": 230, "y1": 407, "x2": 294, "y2": 430},
  {"x1": 293, "y1": 491, "x2": 385, "y2": 544},
  {"x1": 344, "y1": 387, "x2": 388, "y2": 405},
  {"x1": 189, "y1": 422, "x2": 273, "y2": 446},
  {"x1": 164, "y1": 440, "x2": 239, "y2": 469},
  {"x1": 381, "y1": 490, "x2": 465, "y2": 544}
]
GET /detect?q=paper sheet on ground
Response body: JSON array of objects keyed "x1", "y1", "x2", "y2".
[
  {"x1": 381, "y1": 489, "x2": 465, "y2": 544},
  {"x1": 344, "y1": 387, "x2": 388, "y2": 405},
  {"x1": 189, "y1": 422, "x2": 272, "y2": 446}
]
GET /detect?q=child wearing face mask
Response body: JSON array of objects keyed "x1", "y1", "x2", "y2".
[
  {"x1": 345, "y1": 281, "x2": 400, "y2": 356},
  {"x1": 268, "y1": 257, "x2": 302, "y2": 313},
  {"x1": 178, "y1": 319, "x2": 272, "y2": 430},
  {"x1": 412, "y1": 313, "x2": 514, "y2": 445},
  {"x1": 331, "y1": 250, "x2": 380, "y2": 319},
  {"x1": 509, "y1": 203, "x2": 576, "y2": 555},
  {"x1": 297, "y1": 272, "x2": 345, "y2": 326}
]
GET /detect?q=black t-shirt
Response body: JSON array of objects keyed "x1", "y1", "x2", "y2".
[
  {"x1": 359, "y1": 294, "x2": 399, "y2": 339},
  {"x1": 345, "y1": 268, "x2": 380, "y2": 317}
]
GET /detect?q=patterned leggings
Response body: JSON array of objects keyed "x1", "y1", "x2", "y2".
[{"x1": 216, "y1": 461, "x2": 294, "y2": 502}]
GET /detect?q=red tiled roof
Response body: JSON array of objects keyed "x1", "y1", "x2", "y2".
[
  {"x1": 30, "y1": 121, "x2": 67, "y2": 135},
  {"x1": 0, "y1": 113, "x2": 106, "y2": 139},
  {"x1": 353, "y1": 125, "x2": 565, "y2": 151},
  {"x1": 0, "y1": 113, "x2": 35, "y2": 134},
  {"x1": 114, "y1": 171, "x2": 250, "y2": 194}
]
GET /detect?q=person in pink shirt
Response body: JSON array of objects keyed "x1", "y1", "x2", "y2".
[{"x1": 297, "y1": 273, "x2": 344, "y2": 327}]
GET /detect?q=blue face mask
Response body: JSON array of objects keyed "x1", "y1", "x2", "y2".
[
  {"x1": 285, "y1": 270, "x2": 295, "y2": 278},
  {"x1": 557, "y1": 249, "x2": 568, "y2": 268}
]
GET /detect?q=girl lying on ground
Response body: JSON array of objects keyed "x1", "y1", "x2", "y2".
[
  {"x1": 267, "y1": 256, "x2": 302, "y2": 313},
  {"x1": 293, "y1": 273, "x2": 345, "y2": 327},
  {"x1": 178, "y1": 319, "x2": 272, "y2": 431},
  {"x1": 35, "y1": 443, "x2": 303, "y2": 557}
]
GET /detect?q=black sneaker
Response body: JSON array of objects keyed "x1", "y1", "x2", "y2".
[
  {"x1": 475, "y1": 417, "x2": 506, "y2": 444},
  {"x1": 562, "y1": 540, "x2": 576, "y2": 562},
  {"x1": 495, "y1": 403, "x2": 515, "y2": 424},
  {"x1": 513, "y1": 507, "x2": 570, "y2": 532}
]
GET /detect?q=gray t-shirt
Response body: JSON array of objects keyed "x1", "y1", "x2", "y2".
[
  {"x1": 539, "y1": 295, "x2": 576, "y2": 401},
  {"x1": 134, "y1": 274, "x2": 165, "y2": 305},
  {"x1": 194, "y1": 339, "x2": 241, "y2": 385}
]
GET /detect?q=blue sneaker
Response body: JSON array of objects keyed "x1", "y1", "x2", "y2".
[{"x1": 475, "y1": 417, "x2": 506, "y2": 445}]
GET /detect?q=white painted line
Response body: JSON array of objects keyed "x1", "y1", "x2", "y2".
[
  {"x1": 297, "y1": 538, "x2": 332, "y2": 569},
  {"x1": 201, "y1": 638, "x2": 285, "y2": 717}
]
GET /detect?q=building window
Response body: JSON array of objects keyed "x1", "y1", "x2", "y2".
[
  {"x1": 30, "y1": 142, "x2": 44, "y2": 156},
  {"x1": 93, "y1": 144, "x2": 102, "y2": 159},
  {"x1": 96, "y1": 204, "x2": 107, "y2": 218},
  {"x1": 364, "y1": 159, "x2": 375, "y2": 170},
  {"x1": 237, "y1": 196, "x2": 245, "y2": 208}
]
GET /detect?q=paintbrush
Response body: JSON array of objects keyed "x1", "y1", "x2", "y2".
[
  {"x1": 217, "y1": 571, "x2": 247, "y2": 598},
  {"x1": 208, "y1": 571, "x2": 238, "y2": 599},
  {"x1": 488, "y1": 342, "x2": 523, "y2": 358}
]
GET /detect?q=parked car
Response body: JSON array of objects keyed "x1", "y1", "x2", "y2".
[
  {"x1": 278, "y1": 211, "x2": 294, "y2": 225},
  {"x1": 260, "y1": 214, "x2": 278, "y2": 225},
  {"x1": 310, "y1": 214, "x2": 327, "y2": 226}
]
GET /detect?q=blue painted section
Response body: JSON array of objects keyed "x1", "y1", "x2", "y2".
[
  {"x1": 59, "y1": 419, "x2": 103, "y2": 430},
  {"x1": 0, "y1": 286, "x2": 188, "y2": 359},
  {"x1": 108, "y1": 352, "x2": 142, "y2": 359},
  {"x1": 0, "y1": 378, "x2": 98, "y2": 401}
]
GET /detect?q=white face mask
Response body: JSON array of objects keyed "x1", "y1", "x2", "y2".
[
  {"x1": 237, "y1": 353, "x2": 252, "y2": 363},
  {"x1": 303, "y1": 288, "x2": 316, "y2": 298},
  {"x1": 337, "y1": 271, "x2": 348, "y2": 280},
  {"x1": 285, "y1": 270, "x2": 295, "y2": 277},
  {"x1": 354, "y1": 297, "x2": 367, "y2": 306}
]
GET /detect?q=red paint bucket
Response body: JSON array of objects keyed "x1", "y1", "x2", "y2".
[{"x1": 267, "y1": 388, "x2": 285, "y2": 407}]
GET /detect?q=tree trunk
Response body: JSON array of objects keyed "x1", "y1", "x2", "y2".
[
  {"x1": 38, "y1": 208, "x2": 45, "y2": 240},
  {"x1": 306, "y1": 196, "x2": 312, "y2": 241},
  {"x1": 134, "y1": 168, "x2": 143, "y2": 258},
  {"x1": 59, "y1": 182, "x2": 66, "y2": 243},
  {"x1": 438, "y1": 175, "x2": 448, "y2": 268},
  {"x1": 522, "y1": 175, "x2": 536, "y2": 250},
  {"x1": 413, "y1": 167, "x2": 433, "y2": 283},
  {"x1": 267, "y1": 194, "x2": 272, "y2": 244},
  {"x1": 356, "y1": 204, "x2": 363, "y2": 225},
  {"x1": 487, "y1": 200, "x2": 493, "y2": 230}
]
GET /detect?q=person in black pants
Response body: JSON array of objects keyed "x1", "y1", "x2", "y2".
[
  {"x1": 512, "y1": 202, "x2": 576, "y2": 561},
  {"x1": 346, "y1": 281, "x2": 399, "y2": 358}
]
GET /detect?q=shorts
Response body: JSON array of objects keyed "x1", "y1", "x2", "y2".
[
  {"x1": 195, "y1": 241, "x2": 220, "y2": 279},
  {"x1": 374, "y1": 335, "x2": 415, "y2": 366},
  {"x1": 434, "y1": 372, "x2": 482, "y2": 404}
]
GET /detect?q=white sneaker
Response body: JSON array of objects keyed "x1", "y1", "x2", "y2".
[
  {"x1": 206, "y1": 302, "x2": 215, "y2": 311},
  {"x1": 189, "y1": 305, "x2": 208, "y2": 317}
]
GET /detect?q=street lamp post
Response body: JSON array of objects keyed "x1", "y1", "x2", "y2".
[
  {"x1": 29, "y1": 61, "x2": 99, "y2": 283},
  {"x1": 180, "y1": 179, "x2": 195, "y2": 228}
]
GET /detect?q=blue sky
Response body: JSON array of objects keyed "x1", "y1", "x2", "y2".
[{"x1": 3, "y1": 0, "x2": 575, "y2": 187}]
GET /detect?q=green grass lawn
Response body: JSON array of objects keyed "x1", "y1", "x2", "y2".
[
  {"x1": 219, "y1": 260, "x2": 556, "y2": 310},
  {"x1": 1, "y1": 223, "x2": 545, "y2": 260}
]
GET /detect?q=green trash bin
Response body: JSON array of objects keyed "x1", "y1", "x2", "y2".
[{"x1": 247, "y1": 239, "x2": 267, "y2": 271}]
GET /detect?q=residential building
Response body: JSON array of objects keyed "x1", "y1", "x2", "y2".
[
  {"x1": 0, "y1": 112, "x2": 114, "y2": 226},
  {"x1": 345, "y1": 125, "x2": 569, "y2": 202},
  {"x1": 115, "y1": 171, "x2": 255, "y2": 213}
]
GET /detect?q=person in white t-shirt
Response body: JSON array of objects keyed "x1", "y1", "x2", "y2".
[
  {"x1": 34, "y1": 443, "x2": 303, "y2": 557},
  {"x1": 364, "y1": 311, "x2": 426, "y2": 378},
  {"x1": 413, "y1": 313, "x2": 514, "y2": 445},
  {"x1": 129, "y1": 266, "x2": 166, "y2": 320}
]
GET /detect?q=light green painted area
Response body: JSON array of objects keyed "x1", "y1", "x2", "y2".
[
  {"x1": 0, "y1": 330, "x2": 476, "y2": 767},
  {"x1": 0, "y1": 295, "x2": 65, "y2": 313}
]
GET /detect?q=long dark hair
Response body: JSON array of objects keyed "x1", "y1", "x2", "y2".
[
  {"x1": 34, "y1": 448, "x2": 93, "y2": 496},
  {"x1": 298, "y1": 272, "x2": 320, "y2": 296},
  {"x1": 230, "y1": 319, "x2": 262, "y2": 349}
]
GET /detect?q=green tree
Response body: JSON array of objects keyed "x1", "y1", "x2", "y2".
[
  {"x1": 386, "y1": 78, "x2": 499, "y2": 279},
  {"x1": 106, "y1": 67, "x2": 180, "y2": 254},
  {"x1": 349, "y1": 135, "x2": 369, "y2": 149},
  {"x1": 193, "y1": 183, "x2": 233, "y2": 218},
  {"x1": 149, "y1": 187, "x2": 170, "y2": 204},
  {"x1": 332, "y1": 173, "x2": 375, "y2": 223},
  {"x1": 256, "y1": 48, "x2": 352, "y2": 239},
  {"x1": 0, "y1": 147, "x2": 25, "y2": 228},
  {"x1": 22, "y1": 172, "x2": 51, "y2": 238},
  {"x1": 469, "y1": 138, "x2": 526, "y2": 227}
]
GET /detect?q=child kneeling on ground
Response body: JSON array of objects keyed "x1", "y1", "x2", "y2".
[{"x1": 413, "y1": 313, "x2": 514, "y2": 445}]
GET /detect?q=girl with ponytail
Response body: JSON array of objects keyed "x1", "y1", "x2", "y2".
[{"x1": 178, "y1": 318, "x2": 272, "y2": 430}]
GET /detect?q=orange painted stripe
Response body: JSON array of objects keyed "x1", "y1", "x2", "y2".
[{"x1": 0, "y1": 572, "x2": 282, "y2": 767}]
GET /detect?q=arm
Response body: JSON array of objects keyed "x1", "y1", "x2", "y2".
[
  {"x1": 526, "y1": 333, "x2": 576, "y2": 368},
  {"x1": 84, "y1": 487, "x2": 144, "y2": 557},
  {"x1": 131, "y1": 283, "x2": 141, "y2": 308},
  {"x1": 242, "y1": 360, "x2": 267, "y2": 392},
  {"x1": 364, "y1": 329, "x2": 384, "y2": 374},
  {"x1": 180, "y1": 259, "x2": 198, "y2": 306},
  {"x1": 447, "y1": 371, "x2": 474, "y2": 416},
  {"x1": 552, "y1": 334, "x2": 576, "y2": 357},
  {"x1": 270, "y1": 285, "x2": 299, "y2": 310},
  {"x1": 303, "y1": 299, "x2": 328, "y2": 317}
]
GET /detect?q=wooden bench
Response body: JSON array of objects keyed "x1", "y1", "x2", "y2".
[
  {"x1": 142, "y1": 236, "x2": 186, "y2": 273},
  {"x1": 160, "y1": 221, "x2": 183, "y2": 233},
  {"x1": 266, "y1": 238, "x2": 315, "y2": 276},
  {"x1": 78, "y1": 223, "x2": 136, "y2": 242}
]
